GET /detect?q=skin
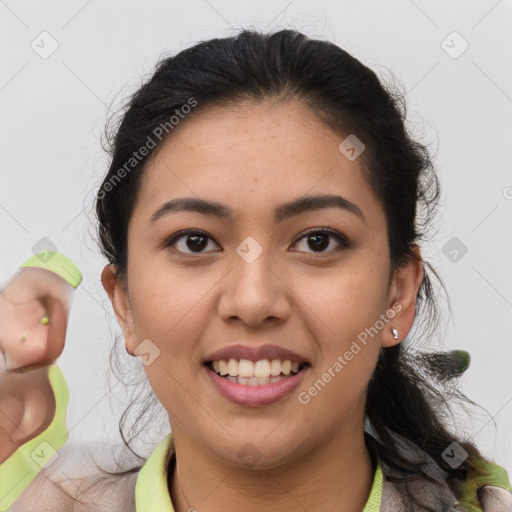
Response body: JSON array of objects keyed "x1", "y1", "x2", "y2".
[
  {"x1": 102, "y1": 99, "x2": 424, "y2": 512},
  {"x1": 0, "y1": 267, "x2": 72, "y2": 463}
]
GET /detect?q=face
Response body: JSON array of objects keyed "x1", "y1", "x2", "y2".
[{"x1": 103, "y1": 99, "x2": 422, "y2": 469}]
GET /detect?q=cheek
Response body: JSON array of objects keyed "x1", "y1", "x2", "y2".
[
  {"x1": 292, "y1": 269, "x2": 386, "y2": 422},
  {"x1": 294, "y1": 258, "x2": 390, "y2": 342},
  {"x1": 289, "y1": 254, "x2": 389, "y2": 407},
  {"x1": 126, "y1": 263, "x2": 213, "y2": 422},
  {"x1": 127, "y1": 260, "x2": 213, "y2": 358}
]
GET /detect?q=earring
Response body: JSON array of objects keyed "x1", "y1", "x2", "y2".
[{"x1": 391, "y1": 327, "x2": 399, "y2": 340}]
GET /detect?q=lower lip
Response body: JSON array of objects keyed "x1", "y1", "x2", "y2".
[{"x1": 204, "y1": 365, "x2": 309, "y2": 407}]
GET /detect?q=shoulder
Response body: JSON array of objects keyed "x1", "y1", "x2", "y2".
[
  {"x1": 380, "y1": 471, "x2": 512, "y2": 511},
  {"x1": 370, "y1": 432, "x2": 512, "y2": 511},
  {"x1": 10, "y1": 440, "x2": 139, "y2": 512},
  {"x1": 479, "y1": 485, "x2": 512, "y2": 511}
]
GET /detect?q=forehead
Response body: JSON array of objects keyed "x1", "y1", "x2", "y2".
[{"x1": 133, "y1": 100, "x2": 384, "y2": 227}]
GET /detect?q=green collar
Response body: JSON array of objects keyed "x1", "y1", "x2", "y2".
[
  {"x1": 135, "y1": 434, "x2": 383, "y2": 511},
  {"x1": 135, "y1": 434, "x2": 175, "y2": 511}
]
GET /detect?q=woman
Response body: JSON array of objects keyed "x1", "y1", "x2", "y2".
[{"x1": 0, "y1": 29, "x2": 510, "y2": 511}]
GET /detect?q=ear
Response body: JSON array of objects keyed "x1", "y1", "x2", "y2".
[
  {"x1": 383, "y1": 245, "x2": 424, "y2": 348},
  {"x1": 100, "y1": 265, "x2": 137, "y2": 357}
]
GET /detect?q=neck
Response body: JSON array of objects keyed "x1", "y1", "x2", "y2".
[{"x1": 169, "y1": 424, "x2": 375, "y2": 512}]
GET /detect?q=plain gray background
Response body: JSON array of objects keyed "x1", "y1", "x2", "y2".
[{"x1": 1, "y1": 0, "x2": 511, "y2": 473}]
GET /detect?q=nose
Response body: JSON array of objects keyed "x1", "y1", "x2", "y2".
[{"x1": 217, "y1": 249, "x2": 291, "y2": 328}]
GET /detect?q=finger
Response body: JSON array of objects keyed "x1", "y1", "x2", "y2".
[
  {"x1": 0, "y1": 394, "x2": 25, "y2": 437},
  {"x1": 43, "y1": 296, "x2": 69, "y2": 364},
  {"x1": 10, "y1": 386, "x2": 53, "y2": 442}
]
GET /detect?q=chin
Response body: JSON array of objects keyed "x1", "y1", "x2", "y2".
[{"x1": 209, "y1": 432, "x2": 312, "y2": 471}]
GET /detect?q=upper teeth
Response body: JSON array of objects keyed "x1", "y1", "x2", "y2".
[{"x1": 212, "y1": 359, "x2": 300, "y2": 378}]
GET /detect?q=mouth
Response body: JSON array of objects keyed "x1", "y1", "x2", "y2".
[
  {"x1": 204, "y1": 358, "x2": 310, "y2": 386},
  {"x1": 204, "y1": 357, "x2": 311, "y2": 406}
]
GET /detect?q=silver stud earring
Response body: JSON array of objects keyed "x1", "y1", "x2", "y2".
[{"x1": 391, "y1": 327, "x2": 399, "y2": 340}]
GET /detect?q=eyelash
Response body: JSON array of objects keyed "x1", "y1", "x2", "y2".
[{"x1": 163, "y1": 227, "x2": 350, "y2": 256}]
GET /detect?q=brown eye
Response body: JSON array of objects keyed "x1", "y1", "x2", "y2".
[
  {"x1": 165, "y1": 230, "x2": 220, "y2": 254},
  {"x1": 292, "y1": 229, "x2": 349, "y2": 254}
]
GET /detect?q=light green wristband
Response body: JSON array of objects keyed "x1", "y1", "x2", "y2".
[
  {"x1": 20, "y1": 251, "x2": 82, "y2": 289},
  {"x1": 0, "y1": 364, "x2": 69, "y2": 512}
]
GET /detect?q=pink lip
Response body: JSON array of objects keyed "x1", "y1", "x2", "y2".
[
  {"x1": 204, "y1": 343, "x2": 309, "y2": 363},
  {"x1": 204, "y1": 365, "x2": 310, "y2": 406}
]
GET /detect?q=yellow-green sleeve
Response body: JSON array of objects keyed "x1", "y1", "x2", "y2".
[
  {"x1": 19, "y1": 251, "x2": 82, "y2": 289},
  {"x1": 0, "y1": 364, "x2": 69, "y2": 512}
]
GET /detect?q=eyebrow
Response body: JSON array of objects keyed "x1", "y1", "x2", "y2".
[{"x1": 150, "y1": 194, "x2": 365, "y2": 225}]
